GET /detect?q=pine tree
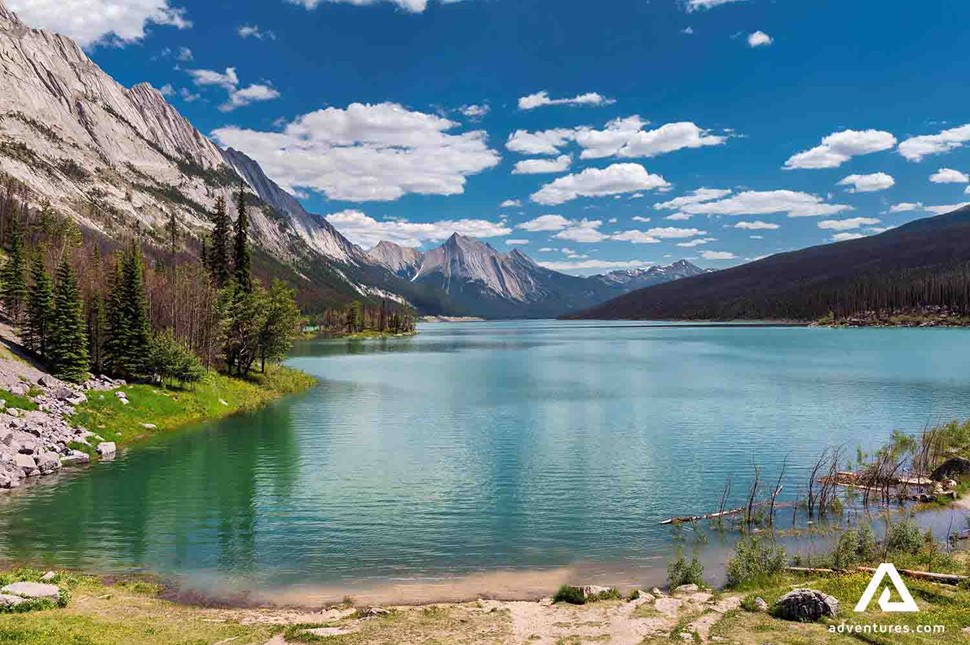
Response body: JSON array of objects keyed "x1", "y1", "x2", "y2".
[
  {"x1": 24, "y1": 254, "x2": 53, "y2": 357},
  {"x1": 209, "y1": 196, "x2": 231, "y2": 287},
  {"x1": 165, "y1": 210, "x2": 180, "y2": 256},
  {"x1": 233, "y1": 184, "x2": 252, "y2": 291},
  {"x1": 87, "y1": 294, "x2": 107, "y2": 375},
  {"x1": 0, "y1": 216, "x2": 27, "y2": 322},
  {"x1": 48, "y1": 259, "x2": 89, "y2": 383},
  {"x1": 104, "y1": 244, "x2": 151, "y2": 379}
]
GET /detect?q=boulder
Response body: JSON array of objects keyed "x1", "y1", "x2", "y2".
[
  {"x1": 60, "y1": 450, "x2": 90, "y2": 466},
  {"x1": 8, "y1": 382, "x2": 28, "y2": 396},
  {"x1": 0, "y1": 594, "x2": 25, "y2": 608},
  {"x1": 931, "y1": 457, "x2": 970, "y2": 482},
  {"x1": 0, "y1": 432, "x2": 12, "y2": 446},
  {"x1": 35, "y1": 452, "x2": 60, "y2": 474},
  {"x1": 773, "y1": 589, "x2": 839, "y2": 622},
  {"x1": 1, "y1": 581, "x2": 61, "y2": 601},
  {"x1": 357, "y1": 606, "x2": 390, "y2": 618},
  {"x1": 96, "y1": 442, "x2": 116, "y2": 459},
  {"x1": 37, "y1": 376, "x2": 56, "y2": 388},
  {"x1": 673, "y1": 584, "x2": 700, "y2": 595},
  {"x1": 754, "y1": 597, "x2": 769, "y2": 612},
  {"x1": 581, "y1": 585, "x2": 614, "y2": 600},
  {"x1": 53, "y1": 387, "x2": 87, "y2": 406},
  {"x1": 40, "y1": 572, "x2": 56, "y2": 582},
  {"x1": 14, "y1": 453, "x2": 37, "y2": 475}
]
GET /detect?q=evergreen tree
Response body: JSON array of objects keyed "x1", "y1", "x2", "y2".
[
  {"x1": 87, "y1": 293, "x2": 107, "y2": 375},
  {"x1": 233, "y1": 185, "x2": 252, "y2": 291},
  {"x1": 0, "y1": 216, "x2": 27, "y2": 322},
  {"x1": 24, "y1": 254, "x2": 53, "y2": 357},
  {"x1": 165, "y1": 210, "x2": 180, "y2": 256},
  {"x1": 48, "y1": 259, "x2": 89, "y2": 383},
  {"x1": 209, "y1": 196, "x2": 231, "y2": 287},
  {"x1": 104, "y1": 244, "x2": 151, "y2": 379}
]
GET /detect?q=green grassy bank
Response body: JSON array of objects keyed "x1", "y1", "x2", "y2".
[{"x1": 70, "y1": 366, "x2": 317, "y2": 450}]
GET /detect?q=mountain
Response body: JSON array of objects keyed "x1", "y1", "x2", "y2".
[
  {"x1": 367, "y1": 236, "x2": 708, "y2": 318},
  {"x1": 570, "y1": 207, "x2": 970, "y2": 322}
]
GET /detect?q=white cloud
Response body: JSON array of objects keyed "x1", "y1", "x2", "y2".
[
  {"x1": 517, "y1": 214, "x2": 572, "y2": 232},
  {"x1": 682, "y1": 26, "x2": 694, "y2": 35},
  {"x1": 644, "y1": 227, "x2": 706, "y2": 239},
  {"x1": 238, "y1": 24, "x2": 276, "y2": 40},
  {"x1": 898, "y1": 124, "x2": 970, "y2": 162},
  {"x1": 158, "y1": 83, "x2": 175, "y2": 97},
  {"x1": 784, "y1": 129, "x2": 897, "y2": 170},
  {"x1": 888, "y1": 202, "x2": 923, "y2": 213},
  {"x1": 929, "y1": 167, "x2": 969, "y2": 184},
  {"x1": 701, "y1": 250, "x2": 737, "y2": 260},
  {"x1": 506, "y1": 128, "x2": 576, "y2": 155},
  {"x1": 518, "y1": 90, "x2": 614, "y2": 111},
  {"x1": 512, "y1": 155, "x2": 572, "y2": 175},
  {"x1": 733, "y1": 220, "x2": 780, "y2": 230},
  {"x1": 747, "y1": 31, "x2": 772, "y2": 47},
  {"x1": 213, "y1": 102, "x2": 500, "y2": 202},
  {"x1": 553, "y1": 219, "x2": 609, "y2": 243},
  {"x1": 837, "y1": 172, "x2": 895, "y2": 193},
  {"x1": 654, "y1": 188, "x2": 732, "y2": 210},
  {"x1": 288, "y1": 0, "x2": 468, "y2": 13},
  {"x1": 531, "y1": 163, "x2": 669, "y2": 205},
  {"x1": 830, "y1": 232, "x2": 866, "y2": 242},
  {"x1": 677, "y1": 237, "x2": 716, "y2": 248},
  {"x1": 611, "y1": 230, "x2": 661, "y2": 244},
  {"x1": 500, "y1": 199, "x2": 522, "y2": 208},
  {"x1": 325, "y1": 210, "x2": 510, "y2": 248},
  {"x1": 459, "y1": 104, "x2": 490, "y2": 120},
  {"x1": 187, "y1": 67, "x2": 280, "y2": 111},
  {"x1": 505, "y1": 239, "x2": 529, "y2": 246},
  {"x1": 665, "y1": 212, "x2": 693, "y2": 221},
  {"x1": 817, "y1": 217, "x2": 881, "y2": 231},
  {"x1": 632, "y1": 216, "x2": 652, "y2": 223},
  {"x1": 924, "y1": 202, "x2": 970, "y2": 215},
  {"x1": 7, "y1": 0, "x2": 190, "y2": 48},
  {"x1": 686, "y1": 0, "x2": 744, "y2": 11},
  {"x1": 538, "y1": 259, "x2": 653, "y2": 273},
  {"x1": 176, "y1": 46, "x2": 193, "y2": 61},
  {"x1": 678, "y1": 190, "x2": 852, "y2": 218}
]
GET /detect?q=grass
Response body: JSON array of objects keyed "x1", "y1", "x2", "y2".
[
  {"x1": 71, "y1": 365, "x2": 317, "y2": 448},
  {"x1": 0, "y1": 388, "x2": 38, "y2": 412}
]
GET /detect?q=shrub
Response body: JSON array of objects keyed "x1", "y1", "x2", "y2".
[
  {"x1": 147, "y1": 329, "x2": 205, "y2": 388},
  {"x1": 553, "y1": 585, "x2": 586, "y2": 605},
  {"x1": 885, "y1": 519, "x2": 923, "y2": 556},
  {"x1": 726, "y1": 538, "x2": 787, "y2": 588},
  {"x1": 667, "y1": 551, "x2": 705, "y2": 589},
  {"x1": 832, "y1": 523, "x2": 878, "y2": 570}
]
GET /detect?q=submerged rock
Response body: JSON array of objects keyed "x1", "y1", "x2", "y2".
[
  {"x1": 96, "y1": 442, "x2": 117, "y2": 459},
  {"x1": 773, "y1": 589, "x2": 839, "y2": 622}
]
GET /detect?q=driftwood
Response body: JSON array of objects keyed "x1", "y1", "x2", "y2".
[
  {"x1": 785, "y1": 566, "x2": 836, "y2": 574},
  {"x1": 857, "y1": 566, "x2": 968, "y2": 586},
  {"x1": 660, "y1": 486, "x2": 785, "y2": 525}
]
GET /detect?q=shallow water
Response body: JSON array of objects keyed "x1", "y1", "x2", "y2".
[{"x1": 0, "y1": 321, "x2": 968, "y2": 600}]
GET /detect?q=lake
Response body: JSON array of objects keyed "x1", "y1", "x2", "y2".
[{"x1": 0, "y1": 321, "x2": 968, "y2": 602}]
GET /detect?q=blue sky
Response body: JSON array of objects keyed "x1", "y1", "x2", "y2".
[{"x1": 10, "y1": 0, "x2": 970, "y2": 273}]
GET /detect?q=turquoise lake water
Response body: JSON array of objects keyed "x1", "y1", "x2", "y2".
[{"x1": 0, "y1": 321, "x2": 968, "y2": 598}]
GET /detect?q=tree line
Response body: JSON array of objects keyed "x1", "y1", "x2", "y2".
[
  {"x1": 0, "y1": 178, "x2": 303, "y2": 385},
  {"x1": 318, "y1": 299, "x2": 416, "y2": 336}
]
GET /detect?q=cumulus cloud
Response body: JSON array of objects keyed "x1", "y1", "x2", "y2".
[
  {"x1": 898, "y1": 124, "x2": 970, "y2": 162},
  {"x1": 837, "y1": 172, "x2": 895, "y2": 193},
  {"x1": 187, "y1": 67, "x2": 280, "y2": 111},
  {"x1": 677, "y1": 237, "x2": 716, "y2": 247},
  {"x1": 325, "y1": 210, "x2": 510, "y2": 248},
  {"x1": 517, "y1": 214, "x2": 572, "y2": 232},
  {"x1": 675, "y1": 190, "x2": 851, "y2": 218},
  {"x1": 643, "y1": 227, "x2": 706, "y2": 239},
  {"x1": 512, "y1": 155, "x2": 572, "y2": 175},
  {"x1": 784, "y1": 129, "x2": 897, "y2": 170},
  {"x1": 701, "y1": 250, "x2": 737, "y2": 260},
  {"x1": 817, "y1": 217, "x2": 881, "y2": 231},
  {"x1": 238, "y1": 24, "x2": 275, "y2": 39},
  {"x1": 733, "y1": 220, "x2": 780, "y2": 230},
  {"x1": 500, "y1": 199, "x2": 522, "y2": 208},
  {"x1": 506, "y1": 128, "x2": 576, "y2": 155},
  {"x1": 924, "y1": 202, "x2": 970, "y2": 215},
  {"x1": 830, "y1": 232, "x2": 866, "y2": 242},
  {"x1": 888, "y1": 202, "x2": 923, "y2": 213},
  {"x1": 747, "y1": 31, "x2": 772, "y2": 47},
  {"x1": 537, "y1": 259, "x2": 653, "y2": 273},
  {"x1": 929, "y1": 167, "x2": 969, "y2": 184},
  {"x1": 288, "y1": 0, "x2": 468, "y2": 13},
  {"x1": 654, "y1": 188, "x2": 732, "y2": 211},
  {"x1": 531, "y1": 163, "x2": 669, "y2": 205},
  {"x1": 7, "y1": 0, "x2": 190, "y2": 48},
  {"x1": 611, "y1": 230, "x2": 661, "y2": 244},
  {"x1": 553, "y1": 219, "x2": 609, "y2": 243},
  {"x1": 686, "y1": 0, "x2": 744, "y2": 11},
  {"x1": 518, "y1": 90, "x2": 614, "y2": 111},
  {"x1": 459, "y1": 104, "x2": 489, "y2": 120},
  {"x1": 213, "y1": 102, "x2": 500, "y2": 202},
  {"x1": 505, "y1": 239, "x2": 529, "y2": 246}
]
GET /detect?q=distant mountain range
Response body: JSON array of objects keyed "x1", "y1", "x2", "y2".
[
  {"x1": 366, "y1": 236, "x2": 709, "y2": 318},
  {"x1": 571, "y1": 206, "x2": 970, "y2": 322},
  {"x1": 0, "y1": 1, "x2": 705, "y2": 320}
]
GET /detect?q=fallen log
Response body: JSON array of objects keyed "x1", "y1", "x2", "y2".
[
  {"x1": 786, "y1": 567, "x2": 836, "y2": 575},
  {"x1": 856, "y1": 566, "x2": 968, "y2": 586},
  {"x1": 660, "y1": 487, "x2": 785, "y2": 525}
]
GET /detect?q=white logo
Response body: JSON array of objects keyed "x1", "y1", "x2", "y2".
[{"x1": 854, "y1": 563, "x2": 919, "y2": 613}]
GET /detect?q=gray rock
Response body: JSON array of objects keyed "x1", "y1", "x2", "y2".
[
  {"x1": 581, "y1": 585, "x2": 614, "y2": 600},
  {"x1": 8, "y1": 382, "x2": 28, "y2": 396},
  {"x1": 60, "y1": 450, "x2": 90, "y2": 466},
  {"x1": 14, "y1": 453, "x2": 36, "y2": 475},
  {"x1": 18, "y1": 441, "x2": 36, "y2": 455},
  {"x1": 931, "y1": 457, "x2": 970, "y2": 481},
  {"x1": 773, "y1": 589, "x2": 839, "y2": 622},
  {"x1": 96, "y1": 442, "x2": 116, "y2": 459},
  {"x1": 0, "y1": 594, "x2": 25, "y2": 607},
  {"x1": 40, "y1": 571, "x2": 56, "y2": 582},
  {"x1": 0, "y1": 432, "x2": 12, "y2": 446},
  {"x1": 754, "y1": 597, "x2": 769, "y2": 612},
  {"x1": 53, "y1": 387, "x2": 87, "y2": 406},
  {"x1": 673, "y1": 584, "x2": 700, "y2": 595},
  {"x1": 1, "y1": 581, "x2": 61, "y2": 601},
  {"x1": 35, "y1": 452, "x2": 60, "y2": 474}
]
